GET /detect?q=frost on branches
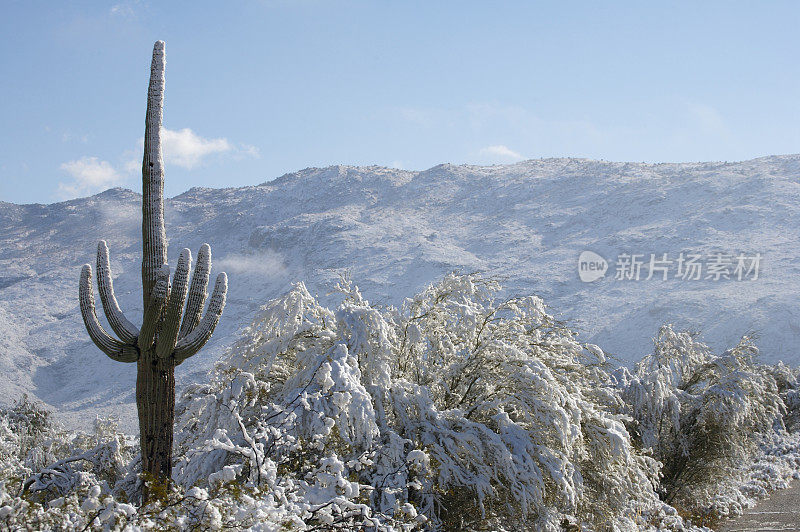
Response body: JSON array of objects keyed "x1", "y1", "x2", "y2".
[
  {"x1": 2, "y1": 274, "x2": 800, "y2": 530},
  {"x1": 171, "y1": 273, "x2": 677, "y2": 531},
  {"x1": 616, "y1": 325, "x2": 800, "y2": 524}
]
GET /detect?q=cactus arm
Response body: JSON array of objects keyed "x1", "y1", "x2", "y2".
[
  {"x1": 156, "y1": 249, "x2": 191, "y2": 358},
  {"x1": 173, "y1": 272, "x2": 227, "y2": 364},
  {"x1": 79, "y1": 265, "x2": 138, "y2": 362},
  {"x1": 178, "y1": 243, "x2": 210, "y2": 339},
  {"x1": 96, "y1": 241, "x2": 139, "y2": 344},
  {"x1": 138, "y1": 265, "x2": 170, "y2": 352},
  {"x1": 142, "y1": 40, "x2": 167, "y2": 307}
]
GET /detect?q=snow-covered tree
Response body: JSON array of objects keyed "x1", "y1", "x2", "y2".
[
  {"x1": 5, "y1": 275, "x2": 799, "y2": 530},
  {"x1": 171, "y1": 274, "x2": 686, "y2": 530},
  {"x1": 618, "y1": 325, "x2": 790, "y2": 524}
]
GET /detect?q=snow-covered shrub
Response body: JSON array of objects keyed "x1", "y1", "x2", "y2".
[
  {"x1": 0, "y1": 397, "x2": 139, "y2": 530},
  {"x1": 764, "y1": 362, "x2": 800, "y2": 431},
  {"x1": 171, "y1": 279, "x2": 421, "y2": 530},
  {"x1": 7, "y1": 275, "x2": 800, "y2": 530},
  {"x1": 172, "y1": 274, "x2": 685, "y2": 530},
  {"x1": 618, "y1": 325, "x2": 789, "y2": 524},
  {"x1": 0, "y1": 396, "x2": 58, "y2": 484}
]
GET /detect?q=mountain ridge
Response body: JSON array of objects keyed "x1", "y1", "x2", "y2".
[{"x1": 1, "y1": 154, "x2": 798, "y2": 431}]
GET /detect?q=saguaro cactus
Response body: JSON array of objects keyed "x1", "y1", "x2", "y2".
[{"x1": 78, "y1": 41, "x2": 227, "y2": 500}]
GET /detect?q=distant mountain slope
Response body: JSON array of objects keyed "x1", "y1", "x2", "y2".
[{"x1": 2, "y1": 156, "x2": 799, "y2": 431}]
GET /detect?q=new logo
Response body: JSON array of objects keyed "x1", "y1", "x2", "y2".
[{"x1": 578, "y1": 251, "x2": 608, "y2": 282}]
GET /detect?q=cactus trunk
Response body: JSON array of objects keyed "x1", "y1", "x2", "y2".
[
  {"x1": 137, "y1": 40, "x2": 173, "y2": 497},
  {"x1": 137, "y1": 353, "x2": 175, "y2": 486},
  {"x1": 78, "y1": 40, "x2": 228, "y2": 504}
]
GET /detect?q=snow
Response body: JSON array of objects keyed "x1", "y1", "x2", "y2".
[
  {"x1": 0, "y1": 155, "x2": 798, "y2": 432},
  {"x1": 2, "y1": 272, "x2": 799, "y2": 529}
]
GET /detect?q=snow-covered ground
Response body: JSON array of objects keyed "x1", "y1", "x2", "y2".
[{"x1": 1, "y1": 155, "x2": 798, "y2": 431}]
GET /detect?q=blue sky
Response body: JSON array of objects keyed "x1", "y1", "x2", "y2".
[{"x1": 1, "y1": 1, "x2": 799, "y2": 204}]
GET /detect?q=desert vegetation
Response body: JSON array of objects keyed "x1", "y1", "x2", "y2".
[{"x1": 2, "y1": 273, "x2": 799, "y2": 530}]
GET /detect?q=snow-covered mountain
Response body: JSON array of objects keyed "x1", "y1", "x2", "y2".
[{"x1": 2, "y1": 155, "x2": 799, "y2": 431}]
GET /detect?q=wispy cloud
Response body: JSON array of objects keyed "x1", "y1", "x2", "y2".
[
  {"x1": 385, "y1": 99, "x2": 744, "y2": 164},
  {"x1": 125, "y1": 127, "x2": 259, "y2": 172},
  {"x1": 478, "y1": 144, "x2": 526, "y2": 162},
  {"x1": 123, "y1": 157, "x2": 140, "y2": 175},
  {"x1": 235, "y1": 143, "x2": 261, "y2": 160},
  {"x1": 109, "y1": 2, "x2": 136, "y2": 18},
  {"x1": 215, "y1": 250, "x2": 287, "y2": 280},
  {"x1": 161, "y1": 128, "x2": 232, "y2": 169},
  {"x1": 58, "y1": 157, "x2": 124, "y2": 199}
]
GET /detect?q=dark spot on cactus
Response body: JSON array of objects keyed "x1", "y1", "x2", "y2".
[{"x1": 149, "y1": 162, "x2": 154, "y2": 167}]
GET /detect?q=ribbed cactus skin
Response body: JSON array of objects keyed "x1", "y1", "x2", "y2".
[
  {"x1": 77, "y1": 41, "x2": 228, "y2": 501},
  {"x1": 142, "y1": 40, "x2": 167, "y2": 306}
]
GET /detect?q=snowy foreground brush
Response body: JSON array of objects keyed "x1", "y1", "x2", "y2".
[{"x1": 1, "y1": 274, "x2": 799, "y2": 530}]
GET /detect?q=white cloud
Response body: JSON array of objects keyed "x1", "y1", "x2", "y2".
[
  {"x1": 60, "y1": 127, "x2": 259, "y2": 199},
  {"x1": 123, "y1": 128, "x2": 258, "y2": 172},
  {"x1": 58, "y1": 157, "x2": 124, "y2": 199},
  {"x1": 161, "y1": 128, "x2": 233, "y2": 169},
  {"x1": 478, "y1": 145, "x2": 526, "y2": 162}
]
